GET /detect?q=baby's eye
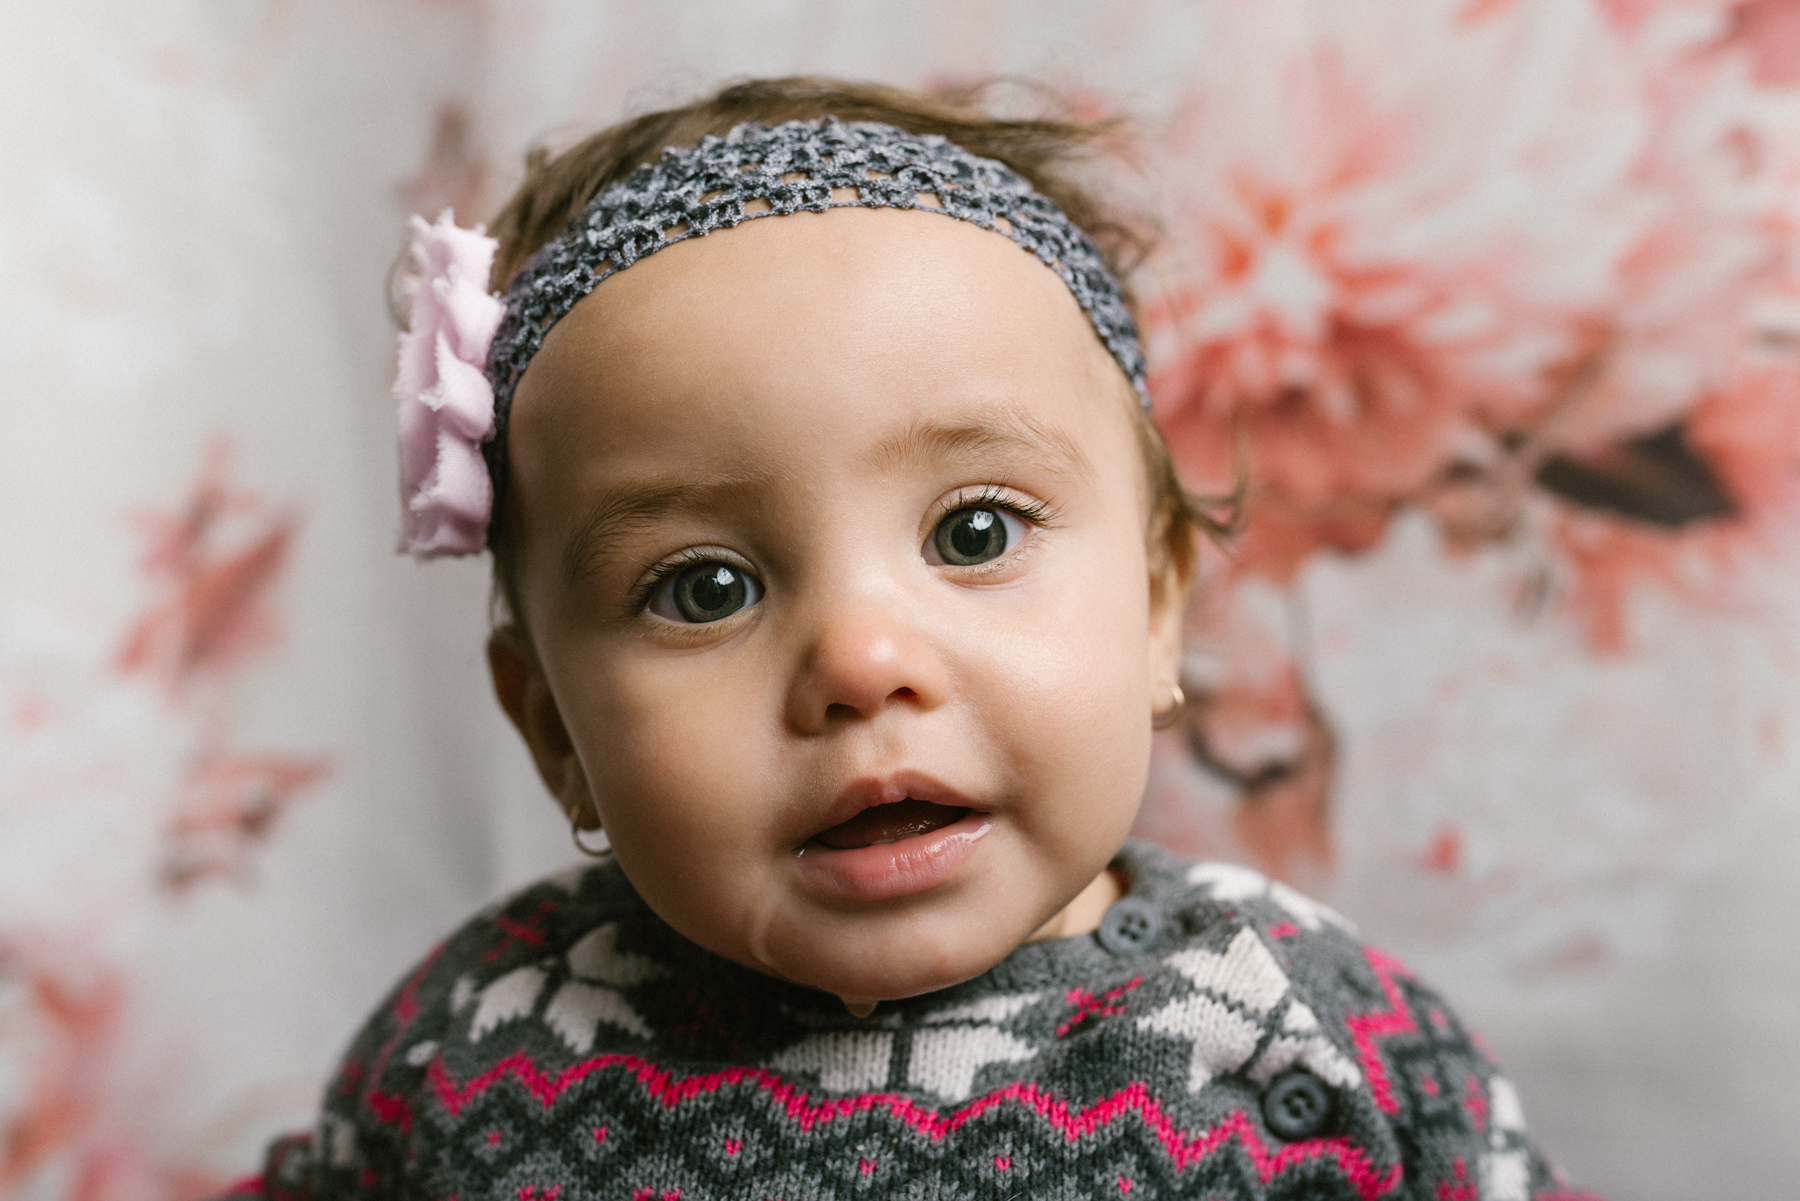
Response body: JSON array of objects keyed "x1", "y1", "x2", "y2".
[
  {"x1": 648, "y1": 561, "x2": 763, "y2": 623},
  {"x1": 927, "y1": 505, "x2": 1027, "y2": 567}
]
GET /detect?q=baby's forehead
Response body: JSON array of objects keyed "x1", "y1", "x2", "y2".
[
  {"x1": 527, "y1": 205, "x2": 1128, "y2": 422},
  {"x1": 506, "y1": 214, "x2": 1145, "y2": 536}
]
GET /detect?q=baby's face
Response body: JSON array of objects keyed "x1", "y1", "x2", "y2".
[{"x1": 499, "y1": 207, "x2": 1182, "y2": 1001}]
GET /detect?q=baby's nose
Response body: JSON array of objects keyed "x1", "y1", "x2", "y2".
[{"x1": 783, "y1": 602, "x2": 947, "y2": 733}]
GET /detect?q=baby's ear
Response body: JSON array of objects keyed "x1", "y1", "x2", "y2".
[
  {"x1": 1145, "y1": 519, "x2": 1194, "y2": 704},
  {"x1": 1147, "y1": 566, "x2": 1185, "y2": 698},
  {"x1": 487, "y1": 629, "x2": 596, "y2": 824}
]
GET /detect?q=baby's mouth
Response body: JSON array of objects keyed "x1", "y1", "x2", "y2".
[{"x1": 809, "y1": 797, "x2": 972, "y2": 850}]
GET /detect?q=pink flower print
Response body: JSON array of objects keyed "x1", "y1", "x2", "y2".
[
  {"x1": 1546, "y1": 363, "x2": 1800, "y2": 652},
  {"x1": 1144, "y1": 25, "x2": 1600, "y2": 583},
  {"x1": 115, "y1": 440, "x2": 296, "y2": 696},
  {"x1": 160, "y1": 738, "x2": 329, "y2": 890},
  {"x1": 1728, "y1": 0, "x2": 1800, "y2": 85},
  {"x1": 0, "y1": 942, "x2": 121, "y2": 1198},
  {"x1": 111, "y1": 440, "x2": 329, "y2": 888}
]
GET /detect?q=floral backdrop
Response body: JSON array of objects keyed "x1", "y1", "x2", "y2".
[{"x1": 3, "y1": 1, "x2": 1799, "y2": 1198}]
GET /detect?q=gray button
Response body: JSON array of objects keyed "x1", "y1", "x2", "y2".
[
  {"x1": 1262, "y1": 1070, "x2": 1336, "y2": 1140},
  {"x1": 1096, "y1": 896, "x2": 1162, "y2": 956}
]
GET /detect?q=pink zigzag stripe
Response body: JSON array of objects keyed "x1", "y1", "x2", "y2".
[
  {"x1": 360, "y1": 945, "x2": 442, "y2": 1136},
  {"x1": 1345, "y1": 947, "x2": 1418, "y2": 1115},
  {"x1": 425, "y1": 1054, "x2": 1403, "y2": 1199}
]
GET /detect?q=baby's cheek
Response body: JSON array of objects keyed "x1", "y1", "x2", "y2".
[
  {"x1": 595, "y1": 747, "x2": 775, "y2": 966},
  {"x1": 1008, "y1": 583, "x2": 1151, "y2": 744},
  {"x1": 581, "y1": 689, "x2": 750, "y2": 864},
  {"x1": 1008, "y1": 618, "x2": 1153, "y2": 844},
  {"x1": 598, "y1": 724, "x2": 744, "y2": 848}
]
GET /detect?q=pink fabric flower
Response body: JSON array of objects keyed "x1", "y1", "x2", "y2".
[{"x1": 393, "y1": 210, "x2": 505, "y2": 558}]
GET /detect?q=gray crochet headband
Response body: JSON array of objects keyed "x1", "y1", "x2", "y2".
[{"x1": 480, "y1": 118, "x2": 1149, "y2": 537}]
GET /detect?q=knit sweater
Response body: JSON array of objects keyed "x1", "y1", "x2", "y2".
[{"x1": 228, "y1": 842, "x2": 1597, "y2": 1201}]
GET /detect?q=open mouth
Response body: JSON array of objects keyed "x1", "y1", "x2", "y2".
[
  {"x1": 809, "y1": 797, "x2": 972, "y2": 850},
  {"x1": 792, "y1": 773, "x2": 994, "y2": 901}
]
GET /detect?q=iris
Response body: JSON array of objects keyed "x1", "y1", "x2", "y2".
[
  {"x1": 934, "y1": 507, "x2": 1011, "y2": 565},
  {"x1": 664, "y1": 563, "x2": 758, "y2": 623}
]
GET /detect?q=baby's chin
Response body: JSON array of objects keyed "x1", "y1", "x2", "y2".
[{"x1": 736, "y1": 903, "x2": 1046, "y2": 1004}]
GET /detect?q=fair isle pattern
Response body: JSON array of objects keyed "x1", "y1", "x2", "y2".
[
  {"x1": 480, "y1": 118, "x2": 1149, "y2": 536},
  {"x1": 225, "y1": 845, "x2": 1594, "y2": 1201}
]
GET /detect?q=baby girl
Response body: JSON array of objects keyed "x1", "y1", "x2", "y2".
[{"x1": 224, "y1": 78, "x2": 1596, "y2": 1201}]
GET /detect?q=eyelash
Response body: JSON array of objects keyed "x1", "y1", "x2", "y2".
[
  {"x1": 626, "y1": 485, "x2": 1060, "y2": 614},
  {"x1": 939, "y1": 484, "x2": 1059, "y2": 531}
]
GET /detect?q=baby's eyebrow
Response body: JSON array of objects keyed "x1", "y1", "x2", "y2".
[
  {"x1": 561, "y1": 475, "x2": 772, "y2": 586},
  {"x1": 864, "y1": 415, "x2": 1094, "y2": 480}
]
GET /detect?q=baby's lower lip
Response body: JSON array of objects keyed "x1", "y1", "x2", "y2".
[{"x1": 793, "y1": 806, "x2": 992, "y2": 902}]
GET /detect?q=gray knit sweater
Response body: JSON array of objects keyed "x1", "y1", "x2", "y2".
[{"x1": 229, "y1": 842, "x2": 1596, "y2": 1200}]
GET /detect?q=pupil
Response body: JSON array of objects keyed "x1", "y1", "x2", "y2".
[
  {"x1": 678, "y1": 564, "x2": 745, "y2": 621},
  {"x1": 939, "y1": 507, "x2": 1006, "y2": 565}
]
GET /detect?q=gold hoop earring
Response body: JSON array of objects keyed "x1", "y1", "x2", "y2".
[
  {"x1": 565, "y1": 804, "x2": 608, "y2": 859},
  {"x1": 570, "y1": 823, "x2": 608, "y2": 859},
  {"x1": 1151, "y1": 683, "x2": 1186, "y2": 732}
]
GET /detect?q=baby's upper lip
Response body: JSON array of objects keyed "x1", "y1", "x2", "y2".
[{"x1": 803, "y1": 770, "x2": 980, "y2": 844}]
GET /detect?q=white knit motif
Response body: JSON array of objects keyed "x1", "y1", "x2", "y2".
[
  {"x1": 1480, "y1": 1149, "x2": 1532, "y2": 1201},
  {"x1": 463, "y1": 921, "x2": 662, "y2": 1050},
  {"x1": 1487, "y1": 1075, "x2": 1527, "y2": 1132},
  {"x1": 766, "y1": 990, "x2": 1045, "y2": 1099},
  {"x1": 469, "y1": 966, "x2": 546, "y2": 1042},
  {"x1": 920, "y1": 992, "x2": 1041, "y2": 1025},
  {"x1": 543, "y1": 980, "x2": 651, "y2": 1050},
  {"x1": 566, "y1": 922, "x2": 667, "y2": 988},
  {"x1": 1136, "y1": 927, "x2": 1362, "y2": 1093},
  {"x1": 768, "y1": 1031, "x2": 895, "y2": 1092},
  {"x1": 1184, "y1": 862, "x2": 1357, "y2": 935},
  {"x1": 907, "y1": 1025, "x2": 1037, "y2": 1101},
  {"x1": 1477, "y1": 1075, "x2": 1534, "y2": 1200}
]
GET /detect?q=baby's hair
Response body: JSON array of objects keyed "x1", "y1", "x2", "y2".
[{"x1": 479, "y1": 76, "x2": 1224, "y2": 634}]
